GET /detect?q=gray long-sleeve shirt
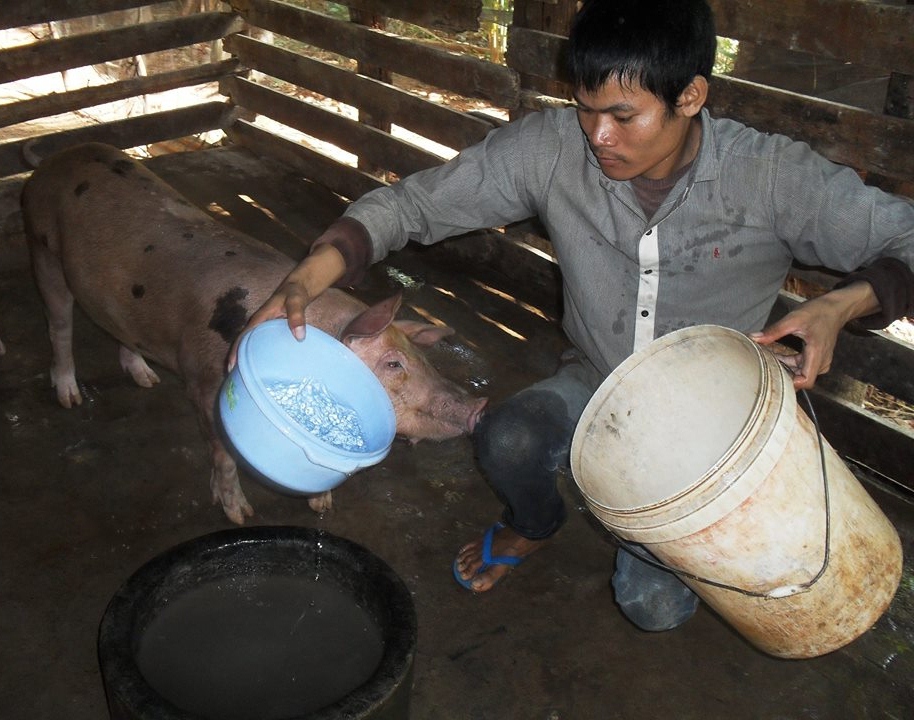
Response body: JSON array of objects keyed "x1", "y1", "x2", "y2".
[{"x1": 343, "y1": 107, "x2": 914, "y2": 378}]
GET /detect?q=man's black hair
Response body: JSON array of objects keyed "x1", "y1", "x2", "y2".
[{"x1": 567, "y1": 0, "x2": 717, "y2": 112}]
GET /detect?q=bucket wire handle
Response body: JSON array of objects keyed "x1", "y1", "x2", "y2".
[{"x1": 614, "y1": 390, "x2": 831, "y2": 599}]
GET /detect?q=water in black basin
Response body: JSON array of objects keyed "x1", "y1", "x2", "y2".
[{"x1": 136, "y1": 574, "x2": 384, "y2": 720}]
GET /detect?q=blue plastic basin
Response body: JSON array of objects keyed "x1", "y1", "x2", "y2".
[{"x1": 219, "y1": 320, "x2": 396, "y2": 494}]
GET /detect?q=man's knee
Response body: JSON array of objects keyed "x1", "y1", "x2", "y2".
[
  {"x1": 612, "y1": 546, "x2": 700, "y2": 632},
  {"x1": 475, "y1": 389, "x2": 574, "y2": 472}
]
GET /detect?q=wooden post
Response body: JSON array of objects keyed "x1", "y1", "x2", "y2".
[
  {"x1": 348, "y1": 8, "x2": 392, "y2": 178},
  {"x1": 513, "y1": 0, "x2": 578, "y2": 38},
  {"x1": 868, "y1": 0, "x2": 914, "y2": 196},
  {"x1": 884, "y1": 0, "x2": 913, "y2": 121},
  {"x1": 509, "y1": 0, "x2": 578, "y2": 118}
]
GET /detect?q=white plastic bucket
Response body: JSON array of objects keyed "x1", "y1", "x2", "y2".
[
  {"x1": 570, "y1": 325, "x2": 902, "y2": 658},
  {"x1": 219, "y1": 320, "x2": 396, "y2": 494}
]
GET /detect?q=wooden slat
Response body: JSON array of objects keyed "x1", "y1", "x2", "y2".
[
  {"x1": 0, "y1": 101, "x2": 234, "y2": 176},
  {"x1": 0, "y1": 59, "x2": 241, "y2": 129},
  {"x1": 433, "y1": 225, "x2": 563, "y2": 299},
  {"x1": 223, "y1": 34, "x2": 497, "y2": 152},
  {"x1": 707, "y1": 0, "x2": 914, "y2": 77},
  {"x1": 220, "y1": 75, "x2": 445, "y2": 178},
  {"x1": 225, "y1": 118, "x2": 384, "y2": 201},
  {"x1": 229, "y1": 0, "x2": 519, "y2": 108},
  {"x1": 518, "y1": 88, "x2": 572, "y2": 111},
  {"x1": 0, "y1": 0, "x2": 157, "y2": 30},
  {"x1": 803, "y1": 386, "x2": 914, "y2": 490},
  {"x1": 506, "y1": 26, "x2": 914, "y2": 184},
  {"x1": 706, "y1": 74, "x2": 914, "y2": 183},
  {"x1": 0, "y1": 12, "x2": 245, "y2": 84},
  {"x1": 339, "y1": 0, "x2": 482, "y2": 34}
]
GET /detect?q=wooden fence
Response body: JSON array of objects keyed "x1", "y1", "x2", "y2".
[{"x1": 0, "y1": 0, "x2": 912, "y2": 486}]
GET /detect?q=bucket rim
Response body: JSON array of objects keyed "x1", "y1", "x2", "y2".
[
  {"x1": 570, "y1": 325, "x2": 784, "y2": 517},
  {"x1": 235, "y1": 320, "x2": 396, "y2": 460}
]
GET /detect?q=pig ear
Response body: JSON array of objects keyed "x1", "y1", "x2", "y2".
[
  {"x1": 393, "y1": 320, "x2": 456, "y2": 347},
  {"x1": 340, "y1": 292, "x2": 403, "y2": 342}
]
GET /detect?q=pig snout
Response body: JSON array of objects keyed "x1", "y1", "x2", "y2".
[{"x1": 397, "y1": 390, "x2": 488, "y2": 443}]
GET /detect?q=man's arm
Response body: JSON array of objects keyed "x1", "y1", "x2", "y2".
[{"x1": 226, "y1": 218, "x2": 371, "y2": 370}]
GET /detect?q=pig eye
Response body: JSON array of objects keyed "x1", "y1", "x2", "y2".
[{"x1": 386, "y1": 360, "x2": 403, "y2": 370}]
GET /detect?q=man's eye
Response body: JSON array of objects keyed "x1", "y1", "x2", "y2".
[
  {"x1": 616, "y1": 115, "x2": 634, "y2": 124},
  {"x1": 386, "y1": 360, "x2": 403, "y2": 369}
]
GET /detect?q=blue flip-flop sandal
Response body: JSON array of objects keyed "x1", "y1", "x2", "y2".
[{"x1": 453, "y1": 521, "x2": 525, "y2": 591}]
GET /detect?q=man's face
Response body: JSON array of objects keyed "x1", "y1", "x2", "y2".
[{"x1": 574, "y1": 78, "x2": 698, "y2": 182}]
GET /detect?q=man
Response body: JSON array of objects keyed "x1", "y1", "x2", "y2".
[{"x1": 237, "y1": 0, "x2": 914, "y2": 631}]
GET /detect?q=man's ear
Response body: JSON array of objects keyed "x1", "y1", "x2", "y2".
[{"x1": 678, "y1": 75, "x2": 708, "y2": 117}]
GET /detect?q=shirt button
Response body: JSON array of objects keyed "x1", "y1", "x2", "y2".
[
  {"x1": 641, "y1": 310, "x2": 649, "y2": 317},
  {"x1": 644, "y1": 269, "x2": 653, "y2": 274},
  {"x1": 645, "y1": 228, "x2": 653, "y2": 235}
]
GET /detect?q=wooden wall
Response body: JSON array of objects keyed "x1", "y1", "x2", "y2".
[
  {"x1": 0, "y1": 0, "x2": 912, "y2": 485},
  {"x1": 0, "y1": 0, "x2": 246, "y2": 173},
  {"x1": 510, "y1": 0, "x2": 914, "y2": 194}
]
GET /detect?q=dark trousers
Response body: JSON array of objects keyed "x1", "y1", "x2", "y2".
[{"x1": 473, "y1": 356, "x2": 699, "y2": 631}]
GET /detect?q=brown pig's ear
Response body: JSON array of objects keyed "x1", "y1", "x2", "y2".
[
  {"x1": 340, "y1": 292, "x2": 403, "y2": 342},
  {"x1": 392, "y1": 321, "x2": 455, "y2": 346}
]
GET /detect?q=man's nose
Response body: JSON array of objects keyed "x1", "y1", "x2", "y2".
[{"x1": 591, "y1": 118, "x2": 617, "y2": 147}]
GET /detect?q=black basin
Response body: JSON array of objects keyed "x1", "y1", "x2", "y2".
[{"x1": 98, "y1": 526, "x2": 417, "y2": 720}]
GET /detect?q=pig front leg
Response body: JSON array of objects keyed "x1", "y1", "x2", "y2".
[
  {"x1": 119, "y1": 345, "x2": 161, "y2": 387},
  {"x1": 308, "y1": 491, "x2": 333, "y2": 514},
  {"x1": 29, "y1": 241, "x2": 82, "y2": 408},
  {"x1": 210, "y1": 442, "x2": 254, "y2": 524},
  {"x1": 186, "y1": 371, "x2": 254, "y2": 524}
]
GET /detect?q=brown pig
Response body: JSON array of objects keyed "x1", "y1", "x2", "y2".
[{"x1": 21, "y1": 142, "x2": 487, "y2": 524}]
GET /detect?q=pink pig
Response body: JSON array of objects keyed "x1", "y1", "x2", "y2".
[{"x1": 21, "y1": 142, "x2": 487, "y2": 524}]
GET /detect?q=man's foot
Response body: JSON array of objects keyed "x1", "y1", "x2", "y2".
[{"x1": 453, "y1": 522, "x2": 546, "y2": 592}]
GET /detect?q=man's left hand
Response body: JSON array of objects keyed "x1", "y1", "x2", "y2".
[{"x1": 749, "y1": 281, "x2": 879, "y2": 390}]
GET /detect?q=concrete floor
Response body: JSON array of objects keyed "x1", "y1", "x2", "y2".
[{"x1": 1, "y1": 145, "x2": 913, "y2": 720}]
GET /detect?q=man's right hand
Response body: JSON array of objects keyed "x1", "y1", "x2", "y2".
[{"x1": 226, "y1": 242, "x2": 346, "y2": 371}]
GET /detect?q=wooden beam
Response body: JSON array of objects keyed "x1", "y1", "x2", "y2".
[
  {"x1": 220, "y1": 75, "x2": 444, "y2": 178},
  {"x1": 803, "y1": 386, "x2": 914, "y2": 491},
  {"x1": 506, "y1": 25, "x2": 570, "y2": 90},
  {"x1": 341, "y1": 0, "x2": 482, "y2": 34},
  {"x1": 0, "y1": 59, "x2": 241, "y2": 129},
  {"x1": 229, "y1": 0, "x2": 519, "y2": 108},
  {"x1": 0, "y1": 0, "x2": 155, "y2": 31},
  {"x1": 223, "y1": 34, "x2": 496, "y2": 152},
  {"x1": 706, "y1": 0, "x2": 914, "y2": 77},
  {"x1": 0, "y1": 101, "x2": 234, "y2": 176},
  {"x1": 0, "y1": 12, "x2": 246, "y2": 84},
  {"x1": 225, "y1": 118, "x2": 384, "y2": 202}
]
